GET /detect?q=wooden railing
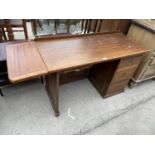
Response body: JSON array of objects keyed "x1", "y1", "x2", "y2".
[{"x1": 81, "y1": 19, "x2": 103, "y2": 33}]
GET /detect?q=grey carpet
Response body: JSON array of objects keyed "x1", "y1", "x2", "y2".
[
  {"x1": 87, "y1": 95, "x2": 155, "y2": 135},
  {"x1": 0, "y1": 79, "x2": 155, "y2": 134}
]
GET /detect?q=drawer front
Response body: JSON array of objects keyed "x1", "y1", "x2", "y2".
[
  {"x1": 111, "y1": 67, "x2": 136, "y2": 83},
  {"x1": 107, "y1": 80, "x2": 128, "y2": 94},
  {"x1": 60, "y1": 67, "x2": 90, "y2": 84},
  {"x1": 62, "y1": 65, "x2": 92, "y2": 73},
  {"x1": 118, "y1": 55, "x2": 142, "y2": 70}
]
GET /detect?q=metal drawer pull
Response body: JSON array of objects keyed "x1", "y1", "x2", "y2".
[{"x1": 74, "y1": 69, "x2": 81, "y2": 72}]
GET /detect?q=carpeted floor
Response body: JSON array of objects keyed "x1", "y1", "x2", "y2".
[
  {"x1": 87, "y1": 96, "x2": 155, "y2": 135},
  {"x1": 0, "y1": 79, "x2": 155, "y2": 135}
]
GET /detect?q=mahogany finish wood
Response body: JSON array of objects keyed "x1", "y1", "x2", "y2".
[
  {"x1": 45, "y1": 73, "x2": 59, "y2": 116},
  {"x1": 60, "y1": 65, "x2": 91, "y2": 85},
  {"x1": 89, "y1": 60, "x2": 120, "y2": 97},
  {"x1": 37, "y1": 33, "x2": 147, "y2": 116},
  {"x1": 6, "y1": 32, "x2": 148, "y2": 116},
  {"x1": 6, "y1": 42, "x2": 47, "y2": 83},
  {"x1": 36, "y1": 33, "x2": 147, "y2": 74},
  {"x1": 0, "y1": 40, "x2": 27, "y2": 62},
  {"x1": 89, "y1": 55, "x2": 143, "y2": 98}
]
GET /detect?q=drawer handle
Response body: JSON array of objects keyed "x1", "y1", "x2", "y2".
[{"x1": 74, "y1": 69, "x2": 81, "y2": 72}]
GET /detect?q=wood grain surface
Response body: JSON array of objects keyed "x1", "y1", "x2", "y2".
[
  {"x1": 0, "y1": 41, "x2": 26, "y2": 62},
  {"x1": 6, "y1": 33, "x2": 148, "y2": 83},
  {"x1": 6, "y1": 41, "x2": 47, "y2": 82},
  {"x1": 36, "y1": 33, "x2": 148, "y2": 73}
]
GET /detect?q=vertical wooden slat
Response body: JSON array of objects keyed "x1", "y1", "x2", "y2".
[
  {"x1": 93, "y1": 19, "x2": 98, "y2": 32},
  {"x1": 31, "y1": 19, "x2": 37, "y2": 35},
  {"x1": 54, "y1": 19, "x2": 58, "y2": 34},
  {"x1": 0, "y1": 28, "x2": 3, "y2": 42},
  {"x1": 66, "y1": 19, "x2": 70, "y2": 34},
  {"x1": 88, "y1": 19, "x2": 92, "y2": 33},
  {"x1": 81, "y1": 19, "x2": 84, "y2": 32},
  {"x1": 98, "y1": 19, "x2": 103, "y2": 32},
  {"x1": 84, "y1": 19, "x2": 89, "y2": 33},
  {"x1": 4, "y1": 19, "x2": 14, "y2": 41},
  {"x1": 2, "y1": 27, "x2": 7, "y2": 41},
  {"x1": 22, "y1": 19, "x2": 28, "y2": 39}
]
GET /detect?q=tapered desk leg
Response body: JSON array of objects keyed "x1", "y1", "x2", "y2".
[{"x1": 45, "y1": 73, "x2": 60, "y2": 117}]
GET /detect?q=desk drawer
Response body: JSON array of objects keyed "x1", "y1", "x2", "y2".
[
  {"x1": 62, "y1": 65, "x2": 92, "y2": 73},
  {"x1": 107, "y1": 80, "x2": 128, "y2": 94},
  {"x1": 111, "y1": 67, "x2": 136, "y2": 83},
  {"x1": 118, "y1": 55, "x2": 142, "y2": 70},
  {"x1": 60, "y1": 66, "x2": 91, "y2": 84}
]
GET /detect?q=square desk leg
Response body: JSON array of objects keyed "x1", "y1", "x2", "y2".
[{"x1": 45, "y1": 73, "x2": 60, "y2": 117}]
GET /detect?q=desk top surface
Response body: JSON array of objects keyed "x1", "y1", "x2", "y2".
[
  {"x1": 6, "y1": 42, "x2": 47, "y2": 82},
  {"x1": 0, "y1": 41, "x2": 27, "y2": 62},
  {"x1": 36, "y1": 33, "x2": 147, "y2": 72},
  {"x1": 6, "y1": 32, "x2": 148, "y2": 82}
]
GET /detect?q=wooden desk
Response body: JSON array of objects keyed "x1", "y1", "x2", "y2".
[{"x1": 6, "y1": 32, "x2": 148, "y2": 116}]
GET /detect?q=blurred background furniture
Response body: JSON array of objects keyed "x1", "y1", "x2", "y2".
[
  {"x1": 0, "y1": 19, "x2": 131, "y2": 41},
  {"x1": 33, "y1": 19, "x2": 81, "y2": 37},
  {"x1": 0, "y1": 19, "x2": 28, "y2": 42},
  {"x1": 127, "y1": 19, "x2": 155, "y2": 87},
  {"x1": 54, "y1": 19, "x2": 71, "y2": 34},
  {"x1": 0, "y1": 60, "x2": 11, "y2": 96},
  {"x1": 0, "y1": 27, "x2": 6, "y2": 41},
  {"x1": 0, "y1": 19, "x2": 30, "y2": 96},
  {"x1": 81, "y1": 19, "x2": 103, "y2": 33},
  {"x1": 33, "y1": 19, "x2": 131, "y2": 38},
  {"x1": 98, "y1": 19, "x2": 130, "y2": 34}
]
